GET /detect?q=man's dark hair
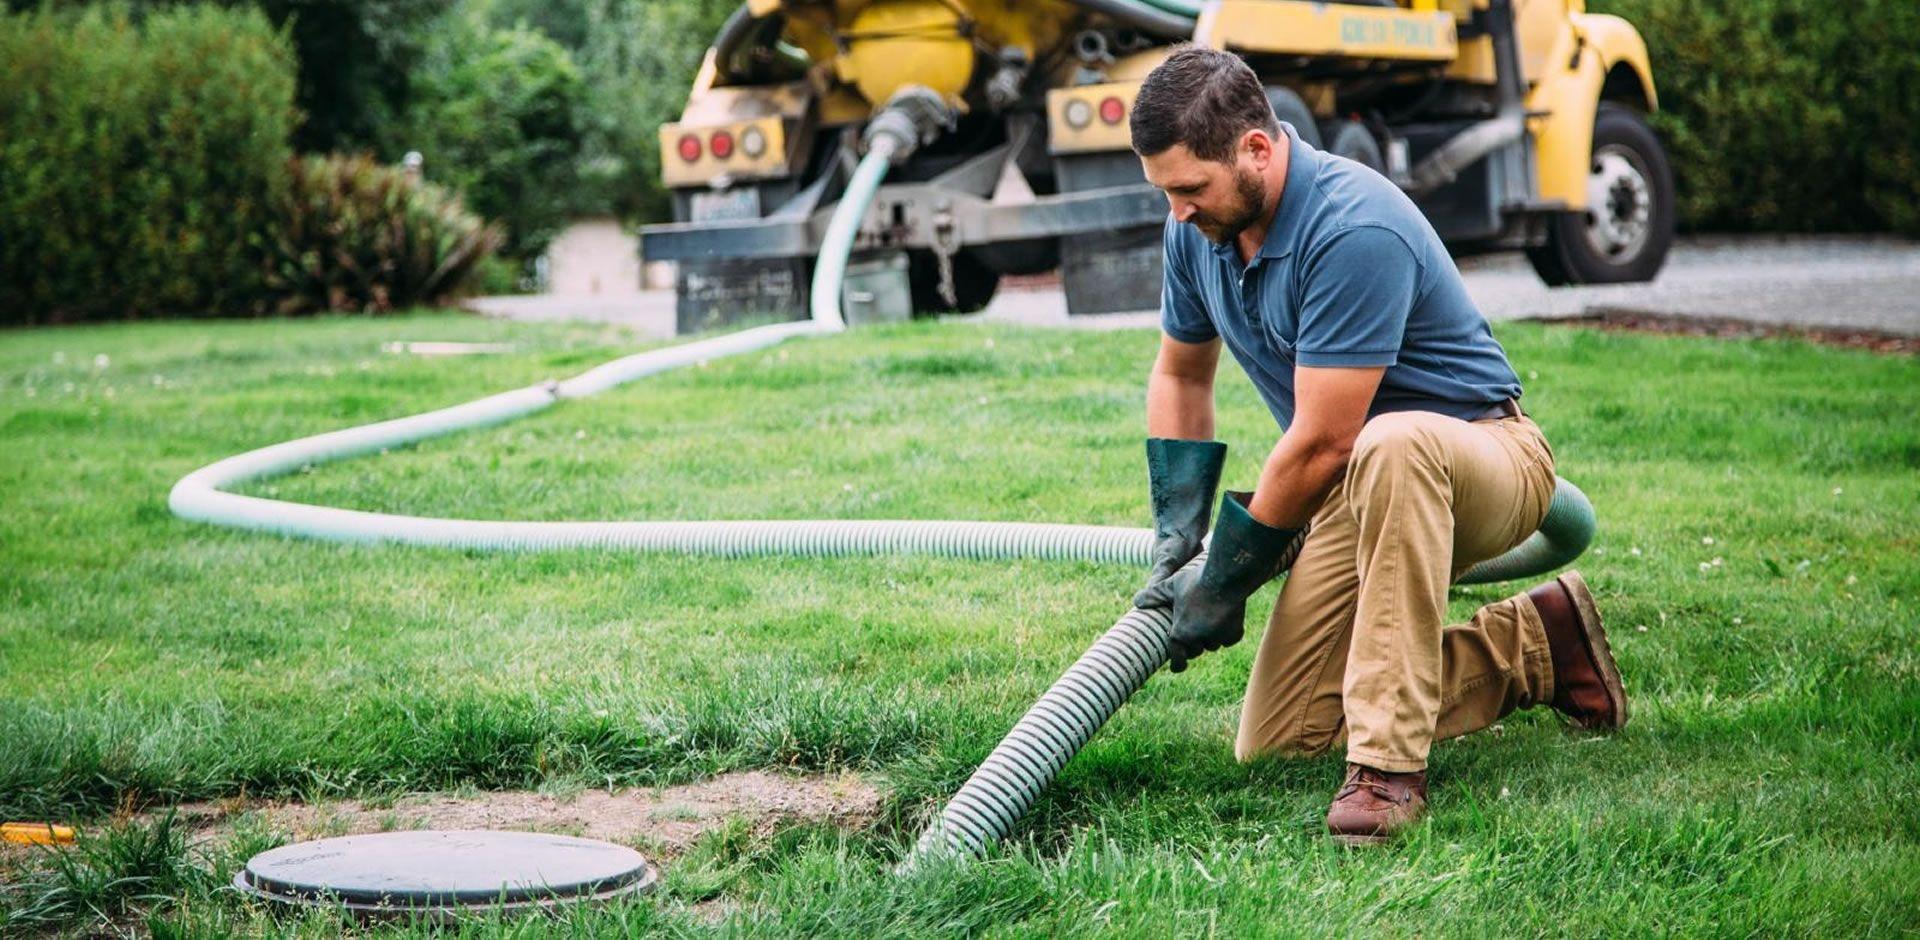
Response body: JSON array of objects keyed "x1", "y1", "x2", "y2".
[{"x1": 1129, "y1": 46, "x2": 1278, "y2": 163}]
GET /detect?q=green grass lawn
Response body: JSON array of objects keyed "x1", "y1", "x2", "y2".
[{"x1": 2, "y1": 313, "x2": 1916, "y2": 935}]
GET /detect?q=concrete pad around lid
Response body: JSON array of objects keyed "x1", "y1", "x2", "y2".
[{"x1": 234, "y1": 830, "x2": 656, "y2": 921}]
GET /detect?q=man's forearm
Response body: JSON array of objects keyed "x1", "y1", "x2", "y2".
[
  {"x1": 1146, "y1": 369, "x2": 1216, "y2": 440},
  {"x1": 1246, "y1": 431, "x2": 1351, "y2": 529}
]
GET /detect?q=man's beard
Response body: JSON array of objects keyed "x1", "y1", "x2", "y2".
[{"x1": 1192, "y1": 168, "x2": 1267, "y2": 246}]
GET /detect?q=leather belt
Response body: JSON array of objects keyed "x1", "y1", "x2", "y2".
[{"x1": 1474, "y1": 398, "x2": 1524, "y2": 421}]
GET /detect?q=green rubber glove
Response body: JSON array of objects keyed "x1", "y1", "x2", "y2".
[
  {"x1": 1137, "y1": 491, "x2": 1310, "y2": 673},
  {"x1": 1133, "y1": 438, "x2": 1229, "y2": 609}
]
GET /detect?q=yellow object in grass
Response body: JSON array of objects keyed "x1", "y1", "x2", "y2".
[{"x1": 1, "y1": 821, "x2": 76, "y2": 845}]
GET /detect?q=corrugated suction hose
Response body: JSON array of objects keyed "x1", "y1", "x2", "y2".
[
  {"x1": 904, "y1": 559, "x2": 1193, "y2": 868},
  {"x1": 901, "y1": 474, "x2": 1591, "y2": 868}
]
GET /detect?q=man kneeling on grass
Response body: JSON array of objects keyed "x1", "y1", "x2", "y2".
[{"x1": 1129, "y1": 47, "x2": 1629, "y2": 844}]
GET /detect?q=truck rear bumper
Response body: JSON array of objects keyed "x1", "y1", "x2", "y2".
[{"x1": 640, "y1": 182, "x2": 1168, "y2": 263}]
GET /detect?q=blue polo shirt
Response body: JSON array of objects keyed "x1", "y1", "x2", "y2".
[{"x1": 1160, "y1": 122, "x2": 1521, "y2": 428}]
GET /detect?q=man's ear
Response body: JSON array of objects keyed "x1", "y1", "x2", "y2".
[{"x1": 1243, "y1": 128, "x2": 1274, "y2": 169}]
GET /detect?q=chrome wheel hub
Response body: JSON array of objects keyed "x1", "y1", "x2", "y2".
[{"x1": 1583, "y1": 144, "x2": 1652, "y2": 262}]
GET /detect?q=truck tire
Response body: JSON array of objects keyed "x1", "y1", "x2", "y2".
[
  {"x1": 1265, "y1": 87, "x2": 1321, "y2": 148},
  {"x1": 1527, "y1": 103, "x2": 1675, "y2": 285},
  {"x1": 1319, "y1": 119, "x2": 1385, "y2": 174}
]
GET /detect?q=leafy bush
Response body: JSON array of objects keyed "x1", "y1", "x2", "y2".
[
  {"x1": 569, "y1": 0, "x2": 738, "y2": 223},
  {"x1": 3, "y1": 0, "x2": 446, "y2": 154},
  {"x1": 393, "y1": 10, "x2": 586, "y2": 260},
  {"x1": 447, "y1": 0, "x2": 735, "y2": 224},
  {"x1": 0, "y1": 4, "x2": 296, "y2": 324},
  {"x1": 261, "y1": 154, "x2": 502, "y2": 314},
  {"x1": 253, "y1": 0, "x2": 449, "y2": 153},
  {"x1": 1591, "y1": 0, "x2": 1920, "y2": 234}
]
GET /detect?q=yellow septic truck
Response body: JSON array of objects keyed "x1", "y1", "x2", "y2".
[{"x1": 641, "y1": 0, "x2": 1671, "y2": 332}]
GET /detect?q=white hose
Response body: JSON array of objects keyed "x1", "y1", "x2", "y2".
[
  {"x1": 808, "y1": 135, "x2": 896, "y2": 330},
  {"x1": 167, "y1": 129, "x2": 1158, "y2": 567}
]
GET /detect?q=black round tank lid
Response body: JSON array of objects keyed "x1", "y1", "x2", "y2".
[{"x1": 235, "y1": 830, "x2": 655, "y2": 917}]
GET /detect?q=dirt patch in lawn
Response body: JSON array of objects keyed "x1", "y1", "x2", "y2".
[
  {"x1": 144, "y1": 771, "x2": 883, "y2": 857},
  {"x1": 1535, "y1": 308, "x2": 1920, "y2": 355}
]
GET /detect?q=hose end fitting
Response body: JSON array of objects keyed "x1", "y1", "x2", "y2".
[{"x1": 863, "y1": 85, "x2": 956, "y2": 165}]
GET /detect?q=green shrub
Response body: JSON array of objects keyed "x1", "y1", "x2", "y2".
[
  {"x1": 444, "y1": 0, "x2": 735, "y2": 224},
  {"x1": 0, "y1": 4, "x2": 297, "y2": 323},
  {"x1": 4, "y1": 0, "x2": 446, "y2": 154},
  {"x1": 393, "y1": 10, "x2": 586, "y2": 261},
  {"x1": 1592, "y1": 0, "x2": 1920, "y2": 234},
  {"x1": 569, "y1": 0, "x2": 738, "y2": 223},
  {"x1": 261, "y1": 154, "x2": 502, "y2": 314},
  {"x1": 251, "y1": 0, "x2": 448, "y2": 153}
]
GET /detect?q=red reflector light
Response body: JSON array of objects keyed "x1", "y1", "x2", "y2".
[
  {"x1": 710, "y1": 130, "x2": 735, "y2": 160},
  {"x1": 1099, "y1": 96, "x2": 1126, "y2": 125},
  {"x1": 677, "y1": 134, "x2": 702, "y2": 162}
]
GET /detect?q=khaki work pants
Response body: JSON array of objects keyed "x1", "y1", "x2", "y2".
[{"x1": 1236, "y1": 410, "x2": 1561, "y2": 773}]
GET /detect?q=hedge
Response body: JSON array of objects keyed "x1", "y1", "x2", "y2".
[
  {"x1": 1592, "y1": 0, "x2": 1920, "y2": 235},
  {"x1": 394, "y1": 12, "x2": 587, "y2": 261},
  {"x1": 0, "y1": 5, "x2": 297, "y2": 324}
]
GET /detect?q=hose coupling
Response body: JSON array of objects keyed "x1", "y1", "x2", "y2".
[{"x1": 864, "y1": 85, "x2": 956, "y2": 165}]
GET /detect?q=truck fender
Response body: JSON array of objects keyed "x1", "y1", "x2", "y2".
[{"x1": 1526, "y1": 13, "x2": 1658, "y2": 211}]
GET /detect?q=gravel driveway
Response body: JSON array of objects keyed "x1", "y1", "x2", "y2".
[{"x1": 469, "y1": 236, "x2": 1920, "y2": 339}]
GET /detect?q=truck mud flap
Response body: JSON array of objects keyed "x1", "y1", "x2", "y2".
[
  {"x1": 1061, "y1": 224, "x2": 1161, "y2": 316},
  {"x1": 676, "y1": 257, "x2": 812, "y2": 334}
]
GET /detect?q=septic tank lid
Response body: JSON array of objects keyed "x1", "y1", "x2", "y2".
[{"x1": 234, "y1": 830, "x2": 655, "y2": 918}]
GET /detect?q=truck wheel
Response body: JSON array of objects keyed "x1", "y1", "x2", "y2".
[
  {"x1": 909, "y1": 249, "x2": 1000, "y2": 314},
  {"x1": 1527, "y1": 103, "x2": 1675, "y2": 285},
  {"x1": 1265, "y1": 87, "x2": 1321, "y2": 148},
  {"x1": 1319, "y1": 119, "x2": 1385, "y2": 174}
]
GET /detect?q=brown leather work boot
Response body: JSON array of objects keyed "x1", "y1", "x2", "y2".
[
  {"x1": 1527, "y1": 570, "x2": 1629, "y2": 730},
  {"x1": 1324, "y1": 763, "x2": 1428, "y2": 845}
]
